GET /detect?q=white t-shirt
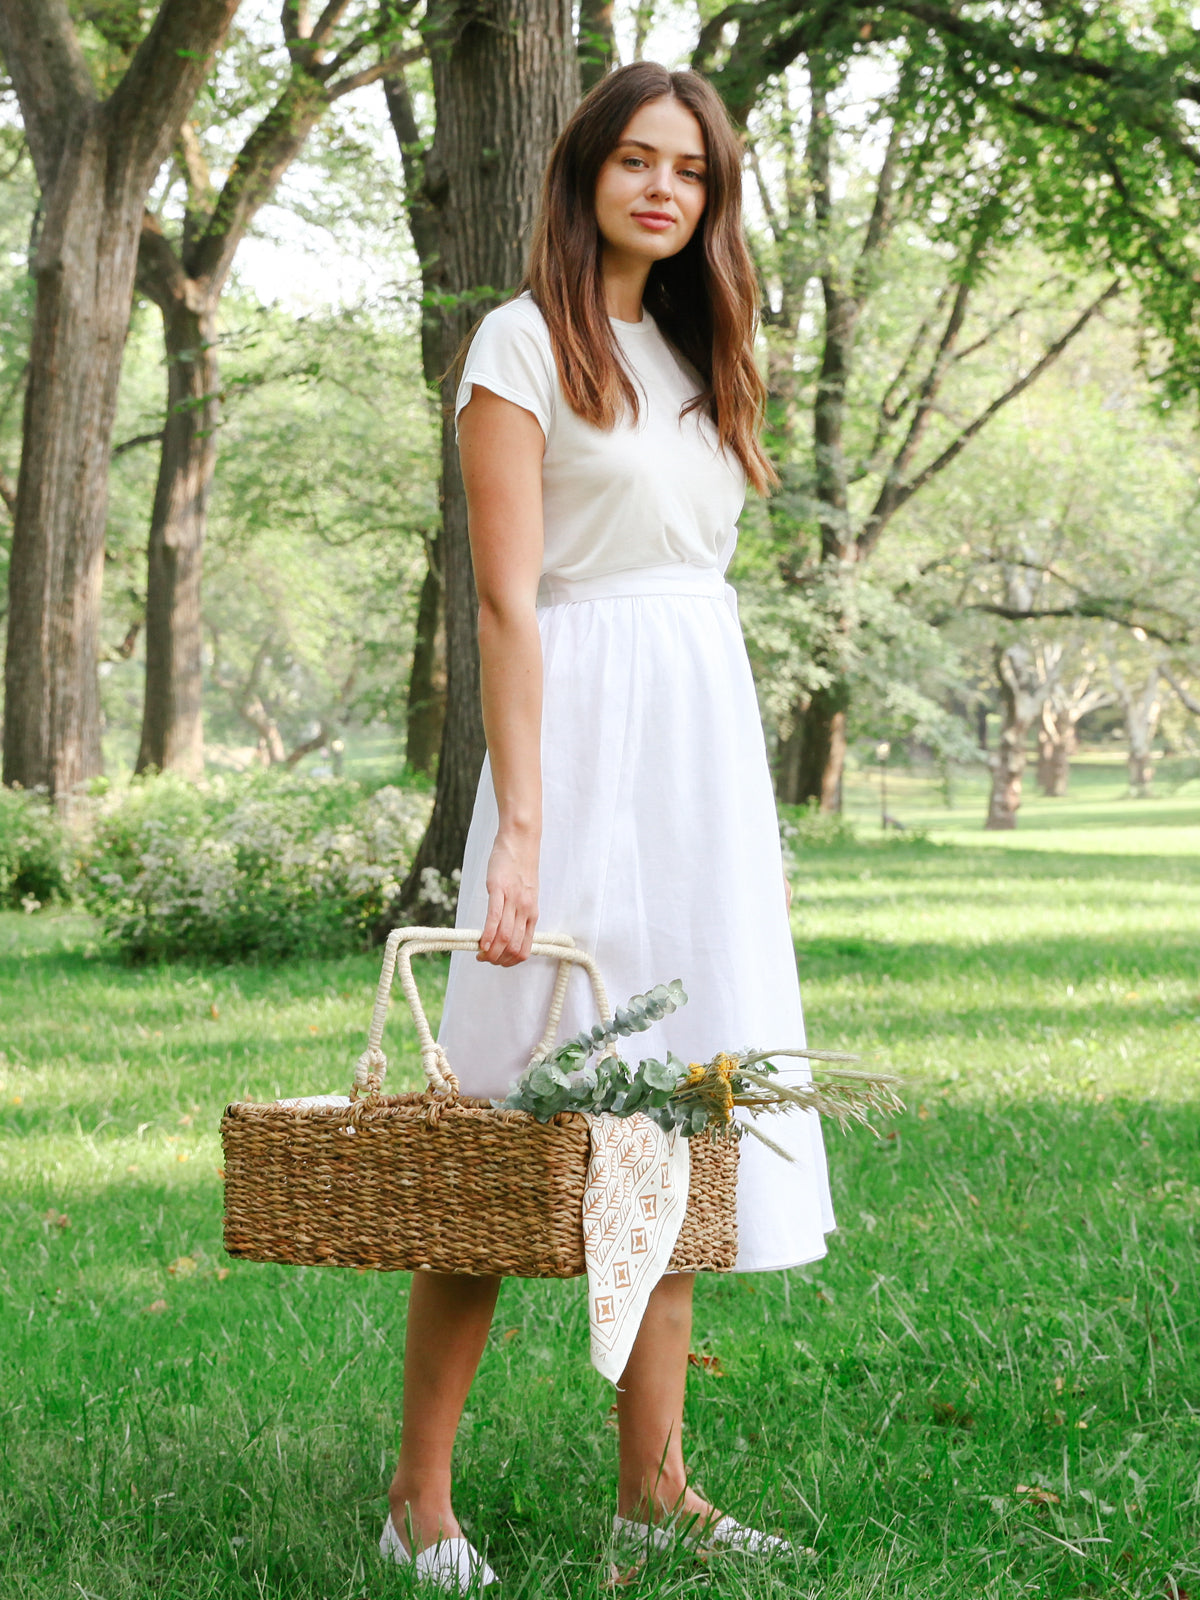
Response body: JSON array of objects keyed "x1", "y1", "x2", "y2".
[{"x1": 454, "y1": 292, "x2": 747, "y2": 584}]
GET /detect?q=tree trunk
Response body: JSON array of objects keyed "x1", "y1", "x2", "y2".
[
  {"x1": 776, "y1": 678, "x2": 848, "y2": 810},
  {"x1": 578, "y1": 0, "x2": 615, "y2": 91},
  {"x1": 1036, "y1": 714, "x2": 1055, "y2": 794},
  {"x1": 393, "y1": 0, "x2": 578, "y2": 926},
  {"x1": 405, "y1": 536, "x2": 446, "y2": 775},
  {"x1": 1124, "y1": 674, "x2": 1161, "y2": 798},
  {"x1": 135, "y1": 292, "x2": 218, "y2": 778},
  {"x1": 1037, "y1": 705, "x2": 1075, "y2": 797},
  {"x1": 985, "y1": 642, "x2": 1049, "y2": 830},
  {"x1": 1045, "y1": 723, "x2": 1074, "y2": 797},
  {"x1": 0, "y1": 0, "x2": 240, "y2": 800},
  {"x1": 2, "y1": 127, "x2": 122, "y2": 797}
]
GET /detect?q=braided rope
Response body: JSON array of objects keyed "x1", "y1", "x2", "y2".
[{"x1": 352, "y1": 927, "x2": 617, "y2": 1099}]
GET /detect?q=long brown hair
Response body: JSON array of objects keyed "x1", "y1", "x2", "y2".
[{"x1": 519, "y1": 63, "x2": 776, "y2": 493}]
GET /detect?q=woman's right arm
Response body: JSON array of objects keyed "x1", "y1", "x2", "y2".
[{"x1": 457, "y1": 385, "x2": 546, "y2": 967}]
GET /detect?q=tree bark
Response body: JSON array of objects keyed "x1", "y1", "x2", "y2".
[
  {"x1": 0, "y1": 0, "x2": 240, "y2": 800},
  {"x1": 383, "y1": 71, "x2": 447, "y2": 779},
  {"x1": 985, "y1": 641, "x2": 1057, "y2": 829},
  {"x1": 136, "y1": 290, "x2": 218, "y2": 778},
  {"x1": 1036, "y1": 702, "x2": 1076, "y2": 796},
  {"x1": 405, "y1": 536, "x2": 446, "y2": 774},
  {"x1": 578, "y1": 0, "x2": 616, "y2": 91},
  {"x1": 1109, "y1": 658, "x2": 1162, "y2": 798},
  {"x1": 131, "y1": 16, "x2": 407, "y2": 777},
  {"x1": 392, "y1": 0, "x2": 578, "y2": 925}
]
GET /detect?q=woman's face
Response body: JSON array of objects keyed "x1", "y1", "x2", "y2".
[{"x1": 593, "y1": 96, "x2": 708, "y2": 268}]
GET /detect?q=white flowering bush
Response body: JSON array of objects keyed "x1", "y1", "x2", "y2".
[
  {"x1": 84, "y1": 771, "x2": 432, "y2": 962},
  {"x1": 0, "y1": 787, "x2": 77, "y2": 910}
]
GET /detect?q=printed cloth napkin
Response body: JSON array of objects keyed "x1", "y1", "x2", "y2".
[{"x1": 583, "y1": 1113, "x2": 691, "y2": 1382}]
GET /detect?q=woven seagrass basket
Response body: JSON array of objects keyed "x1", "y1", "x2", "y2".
[{"x1": 221, "y1": 927, "x2": 738, "y2": 1277}]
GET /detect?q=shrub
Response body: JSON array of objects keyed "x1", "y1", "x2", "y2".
[
  {"x1": 0, "y1": 788, "x2": 76, "y2": 910},
  {"x1": 781, "y1": 799, "x2": 859, "y2": 855},
  {"x1": 84, "y1": 771, "x2": 432, "y2": 962}
]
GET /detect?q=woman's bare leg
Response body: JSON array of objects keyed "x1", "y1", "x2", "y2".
[
  {"x1": 388, "y1": 1271, "x2": 502, "y2": 1554},
  {"x1": 615, "y1": 1272, "x2": 718, "y2": 1527}
]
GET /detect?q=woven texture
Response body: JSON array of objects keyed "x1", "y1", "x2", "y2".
[
  {"x1": 221, "y1": 1094, "x2": 737, "y2": 1276},
  {"x1": 220, "y1": 926, "x2": 739, "y2": 1278}
]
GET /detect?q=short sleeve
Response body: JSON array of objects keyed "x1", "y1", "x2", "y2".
[{"x1": 454, "y1": 299, "x2": 556, "y2": 442}]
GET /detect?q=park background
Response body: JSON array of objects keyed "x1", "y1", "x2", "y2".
[{"x1": 1, "y1": 0, "x2": 1198, "y2": 1595}]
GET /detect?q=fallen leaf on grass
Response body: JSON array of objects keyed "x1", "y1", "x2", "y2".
[
  {"x1": 177, "y1": 1152, "x2": 189, "y2": 1163},
  {"x1": 930, "y1": 1399, "x2": 973, "y2": 1429},
  {"x1": 605, "y1": 1560, "x2": 644, "y2": 1588},
  {"x1": 215, "y1": 1267, "x2": 230, "y2": 1282},
  {"x1": 177, "y1": 1113, "x2": 193, "y2": 1127},
  {"x1": 502, "y1": 1327, "x2": 520, "y2": 1341},
  {"x1": 1014, "y1": 1484, "x2": 1060, "y2": 1506},
  {"x1": 308, "y1": 1024, "x2": 319, "y2": 1035},
  {"x1": 167, "y1": 1256, "x2": 197, "y2": 1278},
  {"x1": 209, "y1": 1003, "x2": 220, "y2": 1020},
  {"x1": 215, "y1": 1167, "x2": 225, "y2": 1179},
  {"x1": 687, "y1": 1352, "x2": 726, "y2": 1376},
  {"x1": 43, "y1": 1211, "x2": 70, "y2": 1230},
  {"x1": 144, "y1": 1299, "x2": 168, "y2": 1314}
]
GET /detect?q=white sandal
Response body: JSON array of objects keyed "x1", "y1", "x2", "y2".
[
  {"x1": 613, "y1": 1509, "x2": 796, "y2": 1556},
  {"x1": 380, "y1": 1514, "x2": 498, "y2": 1591}
]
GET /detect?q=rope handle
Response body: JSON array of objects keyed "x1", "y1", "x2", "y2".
[{"x1": 352, "y1": 926, "x2": 617, "y2": 1102}]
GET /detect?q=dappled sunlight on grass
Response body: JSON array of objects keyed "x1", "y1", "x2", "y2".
[
  {"x1": 841, "y1": 751, "x2": 1200, "y2": 855},
  {"x1": 1, "y1": 811, "x2": 1197, "y2": 1596}
]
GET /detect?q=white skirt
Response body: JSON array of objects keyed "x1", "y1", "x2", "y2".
[{"x1": 437, "y1": 563, "x2": 836, "y2": 1271}]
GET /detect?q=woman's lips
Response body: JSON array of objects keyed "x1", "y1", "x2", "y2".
[{"x1": 633, "y1": 213, "x2": 674, "y2": 232}]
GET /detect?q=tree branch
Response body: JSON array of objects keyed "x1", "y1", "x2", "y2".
[
  {"x1": 967, "y1": 601, "x2": 1188, "y2": 650},
  {"x1": 281, "y1": 0, "x2": 312, "y2": 47},
  {"x1": 851, "y1": 108, "x2": 905, "y2": 308},
  {"x1": 106, "y1": 0, "x2": 241, "y2": 183},
  {"x1": 136, "y1": 209, "x2": 190, "y2": 309},
  {"x1": 1163, "y1": 666, "x2": 1200, "y2": 717},
  {"x1": 889, "y1": 1, "x2": 1200, "y2": 107},
  {"x1": 328, "y1": 43, "x2": 421, "y2": 101},
  {"x1": 310, "y1": 0, "x2": 354, "y2": 49},
  {"x1": 112, "y1": 430, "x2": 165, "y2": 458},
  {"x1": 0, "y1": 0, "x2": 96, "y2": 189},
  {"x1": 861, "y1": 277, "x2": 1120, "y2": 556}
]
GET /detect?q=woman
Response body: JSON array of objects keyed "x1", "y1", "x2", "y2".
[{"x1": 381, "y1": 61, "x2": 835, "y2": 1590}]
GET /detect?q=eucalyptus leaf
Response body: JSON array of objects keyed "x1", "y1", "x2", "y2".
[{"x1": 642, "y1": 1057, "x2": 680, "y2": 1092}]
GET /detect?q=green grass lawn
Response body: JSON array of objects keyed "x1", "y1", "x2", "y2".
[{"x1": 1, "y1": 796, "x2": 1197, "y2": 1598}]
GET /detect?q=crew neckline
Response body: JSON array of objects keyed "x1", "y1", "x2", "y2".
[{"x1": 610, "y1": 308, "x2": 655, "y2": 333}]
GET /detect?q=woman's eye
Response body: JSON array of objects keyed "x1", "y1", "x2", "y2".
[
  {"x1": 623, "y1": 156, "x2": 646, "y2": 169},
  {"x1": 681, "y1": 168, "x2": 706, "y2": 182}
]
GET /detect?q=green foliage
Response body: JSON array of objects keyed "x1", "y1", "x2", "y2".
[
  {"x1": 0, "y1": 789, "x2": 75, "y2": 910},
  {"x1": 780, "y1": 799, "x2": 858, "y2": 851},
  {"x1": 558, "y1": 977, "x2": 688, "y2": 1059},
  {"x1": 82, "y1": 771, "x2": 431, "y2": 963},
  {"x1": 495, "y1": 980, "x2": 715, "y2": 1134}
]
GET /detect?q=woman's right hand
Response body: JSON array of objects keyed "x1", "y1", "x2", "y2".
[{"x1": 477, "y1": 825, "x2": 539, "y2": 965}]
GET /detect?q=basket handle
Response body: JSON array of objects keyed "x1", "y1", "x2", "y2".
[{"x1": 352, "y1": 925, "x2": 616, "y2": 1099}]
